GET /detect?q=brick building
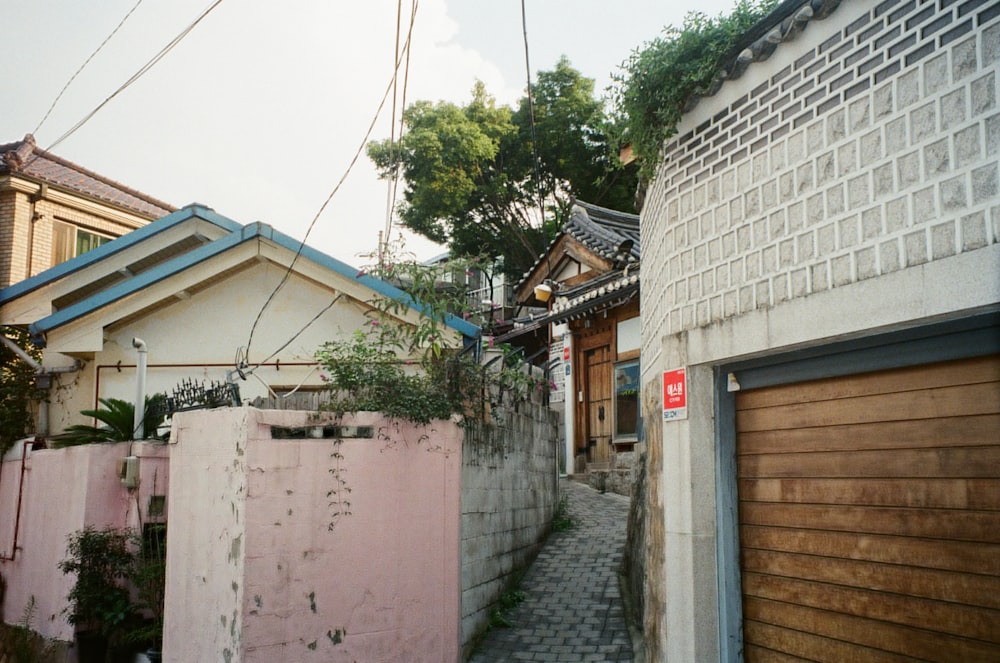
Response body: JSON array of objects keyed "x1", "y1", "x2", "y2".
[
  {"x1": 635, "y1": 0, "x2": 999, "y2": 660},
  {"x1": 0, "y1": 134, "x2": 174, "y2": 288}
]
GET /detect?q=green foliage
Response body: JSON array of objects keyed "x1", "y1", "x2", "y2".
[
  {"x1": 2, "y1": 596, "x2": 59, "y2": 663},
  {"x1": 52, "y1": 395, "x2": 167, "y2": 447},
  {"x1": 58, "y1": 526, "x2": 165, "y2": 656},
  {"x1": 368, "y1": 59, "x2": 637, "y2": 278},
  {"x1": 489, "y1": 589, "x2": 527, "y2": 629},
  {"x1": 611, "y1": 0, "x2": 779, "y2": 175},
  {"x1": 0, "y1": 327, "x2": 44, "y2": 457},
  {"x1": 316, "y1": 251, "x2": 548, "y2": 426},
  {"x1": 59, "y1": 527, "x2": 136, "y2": 643},
  {"x1": 551, "y1": 495, "x2": 574, "y2": 532}
]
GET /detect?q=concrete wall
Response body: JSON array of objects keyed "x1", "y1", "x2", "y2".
[
  {"x1": 638, "y1": 2, "x2": 1000, "y2": 660},
  {"x1": 0, "y1": 441, "x2": 168, "y2": 643},
  {"x1": 460, "y1": 397, "x2": 560, "y2": 655},
  {"x1": 164, "y1": 408, "x2": 462, "y2": 663}
]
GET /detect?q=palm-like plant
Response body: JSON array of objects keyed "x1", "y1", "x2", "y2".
[{"x1": 53, "y1": 395, "x2": 167, "y2": 447}]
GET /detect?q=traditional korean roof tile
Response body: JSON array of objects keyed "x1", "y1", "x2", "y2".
[
  {"x1": 683, "y1": 0, "x2": 843, "y2": 113},
  {"x1": 517, "y1": 200, "x2": 640, "y2": 290},
  {"x1": 0, "y1": 134, "x2": 175, "y2": 218}
]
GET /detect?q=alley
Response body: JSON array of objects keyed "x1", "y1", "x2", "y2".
[{"x1": 469, "y1": 478, "x2": 634, "y2": 662}]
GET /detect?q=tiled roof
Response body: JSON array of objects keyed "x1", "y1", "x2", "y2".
[
  {"x1": 549, "y1": 269, "x2": 639, "y2": 322},
  {"x1": 0, "y1": 134, "x2": 175, "y2": 218},
  {"x1": 517, "y1": 200, "x2": 640, "y2": 289},
  {"x1": 564, "y1": 200, "x2": 640, "y2": 263},
  {"x1": 683, "y1": 0, "x2": 842, "y2": 113}
]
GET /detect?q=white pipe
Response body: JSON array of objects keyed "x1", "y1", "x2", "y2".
[
  {"x1": 0, "y1": 333, "x2": 43, "y2": 371},
  {"x1": 132, "y1": 337, "x2": 148, "y2": 439}
]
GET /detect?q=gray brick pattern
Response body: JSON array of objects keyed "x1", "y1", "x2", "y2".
[
  {"x1": 469, "y1": 479, "x2": 632, "y2": 662},
  {"x1": 462, "y1": 400, "x2": 561, "y2": 651},
  {"x1": 641, "y1": 0, "x2": 1000, "y2": 354}
]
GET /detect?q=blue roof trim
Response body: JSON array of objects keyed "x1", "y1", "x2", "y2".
[
  {"x1": 0, "y1": 204, "x2": 240, "y2": 305},
  {"x1": 252, "y1": 223, "x2": 480, "y2": 339},
  {"x1": 28, "y1": 220, "x2": 480, "y2": 343}
]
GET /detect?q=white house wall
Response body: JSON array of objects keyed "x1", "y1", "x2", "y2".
[
  {"x1": 640, "y1": 2, "x2": 999, "y2": 660},
  {"x1": 42, "y1": 261, "x2": 376, "y2": 436}
]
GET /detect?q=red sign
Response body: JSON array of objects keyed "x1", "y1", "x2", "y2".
[
  {"x1": 662, "y1": 367, "x2": 687, "y2": 420},
  {"x1": 563, "y1": 346, "x2": 570, "y2": 361}
]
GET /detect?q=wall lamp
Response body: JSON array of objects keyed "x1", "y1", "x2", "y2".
[{"x1": 534, "y1": 279, "x2": 560, "y2": 303}]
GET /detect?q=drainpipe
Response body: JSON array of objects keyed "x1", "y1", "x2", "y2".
[
  {"x1": 132, "y1": 338, "x2": 148, "y2": 439},
  {"x1": 1, "y1": 438, "x2": 33, "y2": 561}
]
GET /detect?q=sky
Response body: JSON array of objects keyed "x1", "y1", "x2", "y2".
[{"x1": 3, "y1": 0, "x2": 735, "y2": 266}]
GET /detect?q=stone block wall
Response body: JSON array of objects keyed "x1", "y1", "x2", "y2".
[
  {"x1": 460, "y1": 398, "x2": 560, "y2": 656},
  {"x1": 641, "y1": 0, "x2": 999, "y2": 360}
]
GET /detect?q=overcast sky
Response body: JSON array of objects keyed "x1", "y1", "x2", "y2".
[{"x1": 3, "y1": 0, "x2": 735, "y2": 265}]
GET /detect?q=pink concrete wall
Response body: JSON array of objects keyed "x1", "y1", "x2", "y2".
[
  {"x1": 164, "y1": 408, "x2": 462, "y2": 663},
  {"x1": 0, "y1": 441, "x2": 169, "y2": 642}
]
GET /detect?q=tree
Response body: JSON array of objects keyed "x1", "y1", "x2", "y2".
[
  {"x1": 0, "y1": 327, "x2": 44, "y2": 457},
  {"x1": 368, "y1": 60, "x2": 636, "y2": 278}
]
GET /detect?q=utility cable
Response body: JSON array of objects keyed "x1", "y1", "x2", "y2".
[
  {"x1": 385, "y1": 0, "x2": 418, "y2": 251},
  {"x1": 32, "y1": 0, "x2": 145, "y2": 137},
  {"x1": 521, "y1": 0, "x2": 545, "y2": 219},
  {"x1": 39, "y1": 0, "x2": 225, "y2": 158},
  {"x1": 243, "y1": 4, "x2": 419, "y2": 363},
  {"x1": 383, "y1": 0, "x2": 405, "y2": 265},
  {"x1": 520, "y1": 0, "x2": 556, "y2": 287}
]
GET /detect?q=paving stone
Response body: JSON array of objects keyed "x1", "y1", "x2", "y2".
[{"x1": 468, "y1": 479, "x2": 633, "y2": 662}]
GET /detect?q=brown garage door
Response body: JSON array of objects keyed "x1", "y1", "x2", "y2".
[{"x1": 736, "y1": 354, "x2": 1000, "y2": 661}]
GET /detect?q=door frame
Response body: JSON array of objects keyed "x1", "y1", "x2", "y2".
[{"x1": 713, "y1": 311, "x2": 1000, "y2": 662}]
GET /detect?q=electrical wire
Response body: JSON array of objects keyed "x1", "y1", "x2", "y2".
[
  {"x1": 252, "y1": 294, "x2": 344, "y2": 371},
  {"x1": 384, "y1": 0, "x2": 418, "y2": 252},
  {"x1": 521, "y1": 0, "x2": 545, "y2": 218},
  {"x1": 32, "y1": 0, "x2": 145, "y2": 137},
  {"x1": 39, "y1": 0, "x2": 225, "y2": 158},
  {"x1": 243, "y1": 3, "x2": 419, "y2": 363}
]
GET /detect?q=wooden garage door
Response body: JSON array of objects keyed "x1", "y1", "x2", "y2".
[{"x1": 736, "y1": 354, "x2": 1000, "y2": 661}]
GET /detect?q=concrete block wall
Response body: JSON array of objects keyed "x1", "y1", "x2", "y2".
[
  {"x1": 460, "y1": 398, "x2": 560, "y2": 655},
  {"x1": 641, "y1": 0, "x2": 999, "y2": 362}
]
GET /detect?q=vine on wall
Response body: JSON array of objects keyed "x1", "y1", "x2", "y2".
[{"x1": 610, "y1": 0, "x2": 780, "y2": 176}]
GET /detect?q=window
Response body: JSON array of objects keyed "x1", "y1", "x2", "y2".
[
  {"x1": 614, "y1": 360, "x2": 640, "y2": 439},
  {"x1": 51, "y1": 220, "x2": 112, "y2": 267}
]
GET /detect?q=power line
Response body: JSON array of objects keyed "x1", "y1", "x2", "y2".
[
  {"x1": 384, "y1": 0, "x2": 418, "y2": 257},
  {"x1": 32, "y1": 0, "x2": 146, "y2": 138},
  {"x1": 521, "y1": 0, "x2": 545, "y2": 219},
  {"x1": 40, "y1": 0, "x2": 225, "y2": 157},
  {"x1": 243, "y1": 2, "x2": 420, "y2": 365}
]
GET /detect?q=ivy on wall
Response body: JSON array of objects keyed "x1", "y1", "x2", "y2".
[{"x1": 611, "y1": 0, "x2": 780, "y2": 176}]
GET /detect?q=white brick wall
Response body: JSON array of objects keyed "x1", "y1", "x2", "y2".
[{"x1": 641, "y1": 0, "x2": 1000, "y2": 361}]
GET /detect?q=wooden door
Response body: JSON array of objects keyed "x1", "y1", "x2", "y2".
[
  {"x1": 584, "y1": 345, "x2": 612, "y2": 467},
  {"x1": 735, "y1": 355, "x2": 1000, "y2": 661}
]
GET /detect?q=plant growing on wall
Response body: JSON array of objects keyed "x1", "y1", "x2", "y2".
[
  {"x1": 610, "y1": 0, "x2": 779, "y2": 175},
  {"x1": 52, "y1": 395, "x2": 168, "y2": 447}
]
